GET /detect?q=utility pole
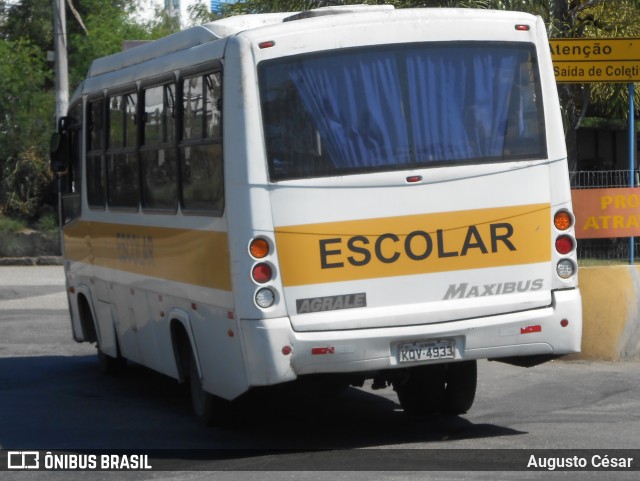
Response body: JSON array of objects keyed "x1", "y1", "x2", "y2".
[
  {"x1": 52, "y1": 0, "x2": 69, "y2": 233},
  {"x1": 53, "y1": 0, "x2": 68, "y2": 128}
]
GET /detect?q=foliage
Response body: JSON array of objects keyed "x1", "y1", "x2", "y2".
[
  {"x1": 0, "y1": 215, "x2": 27, "y2": 233},
  {"x1": 579, "y1": 0, "x2": 640, "y2": 121},
  {"x1": 34, "y1": 210, "x2": 59, "y2": 232},
  {"x1": 67, "y1": 0, "x2": 165, "y2": 87},
  {"x1": 0, "y1": 37, "x2": 55, "y2": 219},
  {"x1": 0, "y1": 0, "x2": 52, "y2": 54},
  {"x1": 1, "y1": 147, "x2": 55, "y2": 220},
  {"x1": 187, "y1": 0, "x2": 224, "y2": 23},
  {"x1": 224, "y1": 0, "x2": 494, "y2": 15}
]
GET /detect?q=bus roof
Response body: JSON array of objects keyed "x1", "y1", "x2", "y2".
[{"x1": 87, "y1": 6, "x2": 395, "y2": 78}]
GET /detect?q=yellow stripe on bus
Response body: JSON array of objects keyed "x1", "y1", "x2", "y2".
[
  {"x1": 63, "y1": 221, "x2": 232, "y2": 291},
  {"x1": 275, "y1": 204, "x2": 551, "y2": 287}
]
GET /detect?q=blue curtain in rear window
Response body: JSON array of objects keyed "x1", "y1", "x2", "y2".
[
  {"x1": 287, "y1": 46, "x2": 526, "y2": 170},
  {"x1": 290, "y1": 51, "x2": 410, "y2": 168},
  {"x1": 406, "y1": 46, "x2": 522, "y2": 162}
]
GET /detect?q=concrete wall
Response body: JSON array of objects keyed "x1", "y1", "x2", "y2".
[
  {"x1": 577, "y1": 266, "x2": 640, "y2": 360},
  {"x1": 0, "y1": 230, "x2": 60, "y2": 258}
]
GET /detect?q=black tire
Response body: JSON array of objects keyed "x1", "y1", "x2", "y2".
[
  {"x1": 442, "y1": 360, "x2": 477, "y2": 415},
  {"x1": 88, "y1": 310, "x2": 125, "y2": 377},
  {"x1": 394, "y1": 364, "x2": 446, "y2": 417},
  {"x1": 188, "y1": 351, "x2": 234, "y2": 427},
  {"x1": 78, "y1": 298, "x2": 125, "y2": 376},
  {"x1": 97, "y1": 345, "x2": 127, "y2": 376},
  {"x1": 189, "y1": 351, "x2": 215, "y2": 426}
]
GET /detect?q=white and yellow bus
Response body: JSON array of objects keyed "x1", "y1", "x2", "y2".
[{"x1": 51, "y1": 6, "x2": 582, "y2": 424}]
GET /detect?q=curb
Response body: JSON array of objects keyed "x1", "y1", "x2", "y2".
[{"x1": 0, "y1": 256, "x2": 63, "y2": 266}]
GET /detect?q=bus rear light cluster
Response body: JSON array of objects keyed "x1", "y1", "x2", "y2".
[
  {"x1": 557, "y1": 259, "x2": 575, "y2": 279},
  {"x1": 250, "y1": 237, "x2": 277, "y2": 309},
  {"x1": 252, "y1": 263, "x2": 272, "y2": 284},
  {"x1": 553, "y1": 210, "x2": 577, "y2": 279},
  {"x1": 555, "y1": 235, "x2": 574, "y2": 255},
  {"x1": 250, "y1": 238, "x2": 269, "y2": 259},
  {"x1": 553, "y1": 211, "x2": 572, "y2": 231},
  {"x1": 255, "y1": 288, "x2": 275, "y2": 309}
]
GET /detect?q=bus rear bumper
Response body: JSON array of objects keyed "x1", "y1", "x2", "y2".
[{"x1": 239, "y1": 288, "x2": 581, "y2": 387}]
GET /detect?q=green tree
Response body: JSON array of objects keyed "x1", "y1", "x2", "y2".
[
  {"x1": 225, "y1": 0, "x2": 496, "y2": 16},
  {"x1": 578, "y1": 0, "x2": 640, "y2": 121},
  {"x1": 0, "y1": 0, "x2": 52, "y2": 51},
  {"x1": 188, "y1": 0, "x2": 224, "y2": 24},
  {"x1": 0, "y1": 38, "x2": 55, "y2": 218},
  {"x1": 66, "y1": 0, "x2": 167, "y2": 86}
]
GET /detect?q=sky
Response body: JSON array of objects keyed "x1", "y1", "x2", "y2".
[
  {"x1": 1, "y1": 1, "x2": 216, "y2": 24},
  {"x1": 135, "y1": 0, "x2": 213, "y2": 24}
]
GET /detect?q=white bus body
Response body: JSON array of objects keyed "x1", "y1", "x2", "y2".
[{"x1": 53, "y1": 6, "x2": 581, "y2": 423}]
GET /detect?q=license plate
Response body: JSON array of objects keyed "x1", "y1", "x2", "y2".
[{"x1": 398, "y1": 339, "x2": 456, "y2": 363}]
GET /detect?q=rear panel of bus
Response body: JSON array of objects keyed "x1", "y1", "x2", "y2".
[{"x1": 223, "y1": 9, "x2": 581, "y2": 385}]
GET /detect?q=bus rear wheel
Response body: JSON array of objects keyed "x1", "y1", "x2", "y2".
[
  {"x1": 188, "y1": 351, "x2": 234, "y2": 427},
  {"x1": 394, "y1": 364, "x2": 446, "y2": 417},
  {"x1": 443, "y1": 360, "x2": 477, "y2": 415},
  {"x1": 97, "y1": 345, "x2": 127, "y2": 376}
]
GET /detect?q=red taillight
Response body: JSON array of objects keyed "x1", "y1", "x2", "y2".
[
  {"x1": 515, "y1": 24, "x2": 530, "y2": 31},
  {"x1": 259, "y1": 40, "x2": 275, "y2": 49},
  {"x1": 252, "y1": 263, "x2": 272, "y2": 283},
  {"x1": 555, "y1": 235, "x2": 574, "y2": 255}
]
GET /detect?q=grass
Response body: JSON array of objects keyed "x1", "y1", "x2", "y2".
[
  {"x1": 0, "y1": 216, "x2": 27, "y2": 233},
  {"x1": 34, "y1": 212, "x2": 59, "y2": 232},
  {"x1": 0, "y1": 211, "x2": 59, "y2": 234},
  {"x1": 578, "y1": 258, "x2": 638, "y2": 267}
]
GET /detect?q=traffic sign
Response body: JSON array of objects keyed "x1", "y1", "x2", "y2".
[{"x1": 549, "y1": 38, "x2": 640, "y2": 83}]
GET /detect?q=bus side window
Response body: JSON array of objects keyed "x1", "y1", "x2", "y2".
[
  {"x1": 87, "y1": 98, "x2": 106, "y2": 209},
  {"x1": 107, "y1": 92, "x2": 140, "y2": 210},
  {"x1": 141, "y1": 83, "x2": 178, "y2": 212},
  {"x1": 180, "y1": 71, "x2": 224, "y2": 216}
]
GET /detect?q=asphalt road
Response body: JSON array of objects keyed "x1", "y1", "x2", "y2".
[{"x1": 0, "y1": 265, "x2": 639, "y2": 481}]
